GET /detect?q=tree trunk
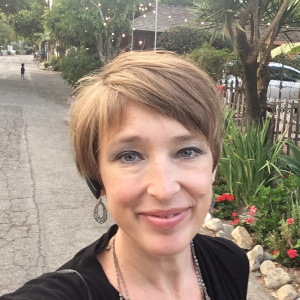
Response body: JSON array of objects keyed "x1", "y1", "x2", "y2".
[
  {"x1": 242, "y1": 60, "x2": 261, "y2": 122},
  {"x1": 95, "y1": 36, "x2": 106, "y2": 65},
  {"x1": 257, "y1": 63, "x2": 270, "y2": 119}
]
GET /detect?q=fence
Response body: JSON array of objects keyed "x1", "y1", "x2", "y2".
[{"x1": 223, "y1": 87, "x2": 300, "y2": 153}]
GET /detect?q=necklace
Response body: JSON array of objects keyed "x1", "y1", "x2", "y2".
[
  {"x1": 111, "y1": 237, "x2": 130, "y2": 300},
  {"x1": 109, "y1": 237, "x2": 210, "y2": 300},
  {"x1": 191, "y1": 240, "x2": 211, "y2": 300}
]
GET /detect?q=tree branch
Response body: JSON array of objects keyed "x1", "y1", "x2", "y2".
[
  {"x1": 239, "y1": 0, "x2": 255, "y2": 28},
  {"x1": 257, "y1": 0, "x2": 291, "y2": 51},
  {"x1": 252, "y1": 0, "x2": 259, "y2": 47},
  {"x1": 89, "y1": 0, "x2": 104, "y2": 22},
  {"x1": 257, "y1": 0, "x2": 268, "y2": 24}
]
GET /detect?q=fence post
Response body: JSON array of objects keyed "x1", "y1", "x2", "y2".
[
  {"x1": 287, "y1": 101, "x2": 295, "y2": 156},
  {"x1": 281, "y1": 98, "x2": 289, "y2": 135},
  {"x1": 295, "y1": 101, "x2": 300, "y2": 147}
]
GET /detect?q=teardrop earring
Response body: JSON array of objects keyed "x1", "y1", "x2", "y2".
[{"x1": 94, "y1": 197, "x2": 108, "y2": 224}]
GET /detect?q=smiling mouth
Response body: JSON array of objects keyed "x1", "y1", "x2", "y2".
[
  {"x1": 143, "y1": 208, "x2": 188, "y2": 218},
  {"x1": 139, "y1": 208, "x2": 189, "y2": 229},
  {"x1": 153, "y1": 213, "x2": 179, "y2": 219}
]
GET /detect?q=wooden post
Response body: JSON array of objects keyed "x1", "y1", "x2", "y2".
[{"x1": 295, "y1": 101, "x2": 300, "y2": 146}]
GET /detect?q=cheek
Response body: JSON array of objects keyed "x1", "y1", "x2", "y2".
[
  {"x1": 187, "y1": 170, "x2": 214, "y2": 196},
  {"x1": 104, "y1": 177, "x2": 141, "y2": 213}
]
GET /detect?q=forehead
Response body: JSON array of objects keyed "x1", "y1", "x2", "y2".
[{"x1": 101, "y1": 101, "x2": 205, "y2": 146}]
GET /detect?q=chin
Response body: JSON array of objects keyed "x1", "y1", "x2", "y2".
[{"x1": 142, "y1": 230, "x2": 195, "y2": 257}]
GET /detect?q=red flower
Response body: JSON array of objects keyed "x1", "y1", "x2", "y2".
[
  {"x1": 287, "y1": 249, "x2": 298, "y2": 259},
  {"x1": 249, "y1": 205, "x2": 257, "y2": 216},
  {"x1": 233, "y1": 218, "x2": 239, "y2": 225},
  {"x1": 287, "y1": 218, "x2": 293, "y2": 225},
  {"x1": 273, "y1": 250, "x2": 278, "y2": 255},
  {"x1": 223, "y1": 193, "x2": 230, "y2": 200},
  {"x1": 232, "y1": 211, "x2": 237, "y2": 218},
  {"x1": 228, "y1": 222, "x2": 232, "y2": 226},
  {"x1": 247, "y1": 218, "x2": 253, "y2": 224},
  {"x1": 216, "y1": 196, "x2": 223, "y2": 202},
  {"x1": 228, "y1": 195, "x2": 235, "y2": 201}
]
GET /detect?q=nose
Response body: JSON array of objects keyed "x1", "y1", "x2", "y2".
[{"x1": 146, "y1": 158, "x2": 180, "y2": 201}]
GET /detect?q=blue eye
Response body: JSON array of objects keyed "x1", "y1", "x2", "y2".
[
  {"x1": 178, "y1": 148, "x2": 201, "y2": 159},
  {"x1": 116, "y1": 151, "x2": 142, "y2": 164}
]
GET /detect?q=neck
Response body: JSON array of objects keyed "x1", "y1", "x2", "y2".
[{"x1": 113, "y1": 230, "x2": 200, "y2": 299}]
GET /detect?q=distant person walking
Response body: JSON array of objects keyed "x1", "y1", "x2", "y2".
[{"x1": 21, "y1": 63, "x2": 25, "y2": 80}]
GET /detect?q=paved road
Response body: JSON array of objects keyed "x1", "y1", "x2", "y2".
[
  {"x1": 0, "y1": 55, "x2": 275, "y2": 299},
  {"x1": 0, "y1": 55, "x2": 115, "y2": 295}
]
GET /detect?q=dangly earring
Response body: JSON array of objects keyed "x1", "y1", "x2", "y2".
[
  {"x1": 210, "y1": 187, "x2": 216, "y2": 210},
  {"x1": 94, "y1": 196, "x2": 108, "y2": 224}
]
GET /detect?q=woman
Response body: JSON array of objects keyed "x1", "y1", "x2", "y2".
[{"x1": 1, "y1": 51, "x2": 249, "y2": 300}]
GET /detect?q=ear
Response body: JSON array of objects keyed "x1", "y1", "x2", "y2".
[
  {"x1": 100, "y1": 187, "x2": 106, "y2": 197},
  {"x1": 85, "y1": 177, "x2": 102, "y2": 199}
]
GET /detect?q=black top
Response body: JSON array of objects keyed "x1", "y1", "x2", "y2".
[{"x1": 1, "y1": 225, "x2": 249, "y2": 300}]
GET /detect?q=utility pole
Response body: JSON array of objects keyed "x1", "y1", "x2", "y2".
[{"x1": 154, "y1": 0, "x2": 158, "y2": 50}]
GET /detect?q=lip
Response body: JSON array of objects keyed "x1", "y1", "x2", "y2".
[{"x1": 139, "y1": 208, "x2": 190, "y2": 229}]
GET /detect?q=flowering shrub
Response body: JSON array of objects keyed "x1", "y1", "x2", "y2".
[
  {"x1": 253, "y1": 175, "x2": 299, "y2": 245},
  {"x1": 268, "y1": 200, "x2": 300, "y2": 267},
  {"x1": 287, "y1": 248, "x2": 298, "y2": 259},
  {"x1": 211, "y1": 193, "x2": 237, "y2": 219},
  {"x1": 227, "y1": 205, "x2": 257, "y2": 232}
]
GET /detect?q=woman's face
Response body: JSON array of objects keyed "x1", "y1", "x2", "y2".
[{"x1": 99, "y1": 102, "x2": 216, "y2": 256}]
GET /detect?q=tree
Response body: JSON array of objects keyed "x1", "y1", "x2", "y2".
[
  {"x1": 157, "y1": 26, "x2": 232, "y2": 54},
  {"x1": 0, "y1": 0, "x2": 30, "y2": 15},
  {"x1": 188, "y1": 44, "x2": 239, "y2": 81},
  {"x1": 60, "y1": 47, "x2": 102, "y2": 86},
  {"x1": 44, "y1": 0, "x2": 142, "y2": 64},
  {"x1": 198, "y1": 0, "x2": 300, "y2": 121},
  {"x1": 9, "y1": 0, "x2": 47, "y2": 46},
  {"x1": 0, "y1": 19, "x2": 15, "y2": 46}
]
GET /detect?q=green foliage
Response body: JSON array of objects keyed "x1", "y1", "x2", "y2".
[
  {"x1": 266, "y1": 199, "x2": 300, "y2": 267},
  {"x1": 218, "y1": 108, "x2": 286, "y2": 206},
  {"x1": 44, "y1": 0, "x2": 140, "y2": 63},
  {"x1": 60, "y1": 48, "x2": 102, "y2": 87},
  {"x1": 211, "y1": 193, "x2": 237, "y2": 219},
  {"x1": 214, "y1": 172, "x2": 229, "y2": 196},
  {"x1": 25, "y1": 47, "x2": 34, "y2": 54},
  {"x1": 157, "y1": 26, "x2": 232, "y2": 54},
  {"x1": 253, "y1": 174, "x2": 300, "y2": 246},
  {"x1": 50, "y1": 56, "x2": 60, "y2": 71},
  {"x1": 188, "y1": 43, "x2": 237, "y2": 81},
  {"x1": 0, "y1": 0, "x2": 30, "y2": 15},
  {"x1": 0, "y1": 19, "x2": 15, "y2": 45},
  {"x1": 9, "y1": 0, "x2": 47, "y2": 43},
  {"x1": 160, "y1": 0, "x2": 199, "y2": 6},
  {"x1": 279, "y1": 141, "x2": 300, "y2": 176}
]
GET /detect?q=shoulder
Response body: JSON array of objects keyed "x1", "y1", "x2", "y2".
[
  {"x1": 1, "y1": 225, "x2": 119, "y2": 300},
  {"x1": 0, "y1": 271, "x2": 87, "y2": 300},
  {"x1": 194, "y1": 233, "x2": 248, "y2": 263},
  {"x1": 194, "y1": 234, "x2": 249, "y2": 299}
]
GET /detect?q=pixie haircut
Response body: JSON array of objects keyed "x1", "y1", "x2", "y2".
[{"x1": 69, "y1": 51, "x2": 223, "y2": 182}]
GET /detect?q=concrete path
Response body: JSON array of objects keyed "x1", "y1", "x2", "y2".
[
  {"x1": 0, "y1": 55, "x2": 115, "y2": 295},
  {"x1": 0, "y1": 55, "x2": 274, "y2": 299}
]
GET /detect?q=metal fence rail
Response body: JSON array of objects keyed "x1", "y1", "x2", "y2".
[{"x1": 223, "y1": 87, "x2": 300, "y2": 153}]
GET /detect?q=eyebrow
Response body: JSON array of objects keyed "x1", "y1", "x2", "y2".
[{"x1": 109, "y1": 133, "x2": 203, "y2": 147}]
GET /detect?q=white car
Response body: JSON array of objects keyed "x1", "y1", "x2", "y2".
[
  {"x1": 221, "y1": 62, "x2": 300, "y2": 104},
  {"x1": 268, "y1": 62, "x2": 300, "y2": 103}
]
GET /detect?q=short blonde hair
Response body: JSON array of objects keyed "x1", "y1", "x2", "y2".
[{"x1": 69, "y1": 51, "x2": 223, "y2": 182}]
